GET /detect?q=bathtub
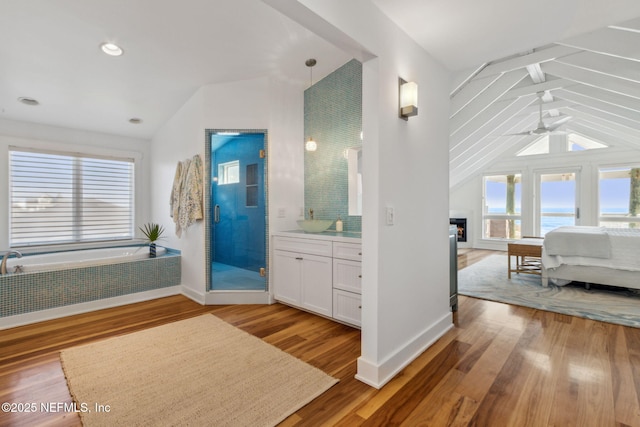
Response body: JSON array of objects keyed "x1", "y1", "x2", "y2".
[
  {"x1": 1, "y1": 245, "x2": 180, "y2": 320},
  {"x1": 5, "y1": 246, "x2": 168, "y2": 273}
]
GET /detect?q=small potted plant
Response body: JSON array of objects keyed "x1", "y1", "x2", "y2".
[{"x1": 139, "y1": 223, "x2": 165, "y2": 257}]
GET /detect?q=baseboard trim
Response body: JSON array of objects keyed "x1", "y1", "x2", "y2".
[
  {"x1": 355, "y1": 312, "x2": 453, "y2": 389},
  {"x1": 204, "y1": 290, "x2": 274, "y2": 305},
  {"x1": 181, "y1": 284, "x2": 206, "y2": 304},
  {"x1": 0, "y1": 286, "x2": 182, "y2": 330}
]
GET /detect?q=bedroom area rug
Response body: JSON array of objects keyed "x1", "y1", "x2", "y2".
[
  {"x1": 459, "y1": 254, "x2": 640, "y2": 328},
  {"x1": 60, "y1": 314, "x2": 338, "y2": 427}
]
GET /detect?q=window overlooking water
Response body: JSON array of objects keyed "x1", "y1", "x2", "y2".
[
  {"x1": 9, "y1": 148, "x2": 135, "y2": 247},
  {"x1": 599, "y1": 167, "x2": 640, "y2": 228},
  {"x1": 538, "y1": 171, "x2": 578, "y2": 236},
  {"x1": 482, "y1": 174, "x2": 522, "y2": 239}
]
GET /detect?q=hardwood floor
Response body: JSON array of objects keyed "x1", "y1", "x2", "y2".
[{"x1": 2, "y1": 250, "x2": 640, "y2": 426}]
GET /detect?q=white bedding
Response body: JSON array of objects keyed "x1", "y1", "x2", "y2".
[
  {"x1": 542, "y1": 227, "x2": 640, "y2": 272},
  {"x1": 543, "y1": 226, "x2": 611, "y2": 258}
]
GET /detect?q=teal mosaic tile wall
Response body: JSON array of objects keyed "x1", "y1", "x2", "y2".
[
  {"x1": 0, "y1": 254, "x2": 181, "y2": 317},
  {"x1": 304, "y1": 59, "x2": 362, "y2": 232}
]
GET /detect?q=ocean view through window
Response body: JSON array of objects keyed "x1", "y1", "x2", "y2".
[
  {"x1": 9, "y1": 148, "x2": 135, "y2": 247},
  {"x1": 483, "y1": 174, "x2": 522, "y2": 239},
  {"x1": 599, "y1": 166, "x2": 640, "y2": 228},
  {"x1": 481, "y1": 166, "x2": 640, "y2": 243},
  {"x1": 538, "y1": 171, "x2": 577, "y2": 236}
]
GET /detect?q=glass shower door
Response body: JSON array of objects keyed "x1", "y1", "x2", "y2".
[{"x1": 210, "y1": 132, "x2": 266, "y2": 291}]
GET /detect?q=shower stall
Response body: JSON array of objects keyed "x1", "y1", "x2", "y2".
[{"x1": 207, "y1": 131, "x2": 267, "y2": 292}]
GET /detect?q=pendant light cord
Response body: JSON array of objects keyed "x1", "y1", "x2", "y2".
[{"x1": 305, "y1": 58, "x2": 317, "y2": 88}]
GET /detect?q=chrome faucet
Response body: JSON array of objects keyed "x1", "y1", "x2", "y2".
[
  {"x1": 309, "y1": 208, "x2": 314, "y2": 220},
  {"x1": 1, "y1": 250, "x2": 22, "y2": 274}
]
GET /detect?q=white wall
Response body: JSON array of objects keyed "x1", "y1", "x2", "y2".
[
  {"x1": 0, "y1": 118, "x2": 150, "y2": 252},
  {"x1": 451, "y1": 146, "x2": 640, "y2": 250},
  {"x1": 150, "y1": 87, "x2": 206, "y2": 298},
  {"x1": 279, "y1": 0, "x2": 453, "y2": 388},
  {"x1": 150, "y1": 76, "x2": 305, "y2": 301},
  {"x1": 267, "y1": 78, "x2": 306, "y2": 232}
]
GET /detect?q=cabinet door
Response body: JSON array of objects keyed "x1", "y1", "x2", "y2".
[
  {"x1": 333, "y1": 289, "x2": 361, "y2": 327},
  {"x1": 333, "y1": 258, "x2": 362, "y2": 293},
  {"x1": 273, "y1": 250, "x2": 301, "y2": 306},
  {"x1": 300, "y1": 254, "x2": 333, "y2": 317}
]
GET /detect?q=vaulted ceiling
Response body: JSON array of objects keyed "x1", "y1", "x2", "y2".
[
  {"x1": 0, "y1": 0, "x2": 351, "y2": 139},
  {"x1": 2, "y1": 0, "x2": 640, "y2": 186},
  {"x1": 449, "y1": 18, "x2": 640, "y2": 188}
]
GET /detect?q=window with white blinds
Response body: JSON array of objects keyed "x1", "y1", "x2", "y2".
[{"x1": 9, "y1": 148, "x2": 135, "y2": 247}]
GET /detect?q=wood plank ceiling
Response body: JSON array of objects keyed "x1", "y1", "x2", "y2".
[{"x1": 450, "y1": 17, "x2": 640, "y2": 189}]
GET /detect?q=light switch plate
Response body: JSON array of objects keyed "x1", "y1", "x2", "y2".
[{"x1": 386, "y1": 207, "x2": 394, "y2": 225}]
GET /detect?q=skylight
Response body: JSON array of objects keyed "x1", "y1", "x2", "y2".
[{"x1": 517, "y1": 133, "x2": 608, "y2": 156}]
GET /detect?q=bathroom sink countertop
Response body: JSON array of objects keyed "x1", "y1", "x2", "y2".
[{"x1": 273, "y1": 230, "x2": 362, "y2": 243}]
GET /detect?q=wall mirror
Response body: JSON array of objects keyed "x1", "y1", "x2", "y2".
[{"x1": 347, "y1": 146, "x2": 362, "y2": 216}]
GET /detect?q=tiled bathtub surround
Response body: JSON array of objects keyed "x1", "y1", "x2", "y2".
[
  {"x1": 0, "y1": 250, "x2": 181, "y2": 317},
  {"x1": 304, "y1": 59, "x2": 362, "y2": 232}
]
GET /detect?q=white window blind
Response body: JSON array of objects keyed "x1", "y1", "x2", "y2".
[{"x1": 9, "y1": 148, "x2": 135, "y2": 247}]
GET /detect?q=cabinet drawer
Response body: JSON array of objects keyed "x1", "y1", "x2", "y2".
[
  {"x1": 333, "y1": 258, "x2": 362, "y2": 294},
  {"x1": 273, "y1": 236, "x2": 332, "y2": 257},
  {"x1": 332, "y1": 242, "x2": 362, "y2": 261},
  {"x1": 333, "y1": 289, "x2": 361, "y2": 327}
]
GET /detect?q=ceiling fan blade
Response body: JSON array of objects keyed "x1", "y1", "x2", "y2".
[
  {"x1": 496, "y1": 94, "x2": 572, "y2": 137},
  {"x1": 500, "y1": 130, "x2": 534, "y2": 137},
  {"x1": 546, "y1": 115, "x2": 572, "y2": 131},
  {"x1": 500, "y1": 92, "x2": 545, "y2": 136}
]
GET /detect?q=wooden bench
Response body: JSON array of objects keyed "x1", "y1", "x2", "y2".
[{"x1": 507, "y1": 237, "x2": 543, "y2": 279}]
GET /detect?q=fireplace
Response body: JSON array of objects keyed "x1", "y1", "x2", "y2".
[{"x1": 450, "y1": 218, "x2": 467, "y2": 242}]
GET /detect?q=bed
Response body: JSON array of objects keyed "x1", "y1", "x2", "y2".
[{"x1": 541, "y1": 226, "x2": 640, "y2": 290}]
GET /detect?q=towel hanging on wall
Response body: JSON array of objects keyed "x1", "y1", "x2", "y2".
[{"x1": 170, "y1": 154, "x2": 203, "y2": 237}]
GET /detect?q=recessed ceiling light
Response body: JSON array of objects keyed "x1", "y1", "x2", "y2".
[
  {"x1": 17, "y1": 97, "x2": 39, "y2": 106},
  {"x1": 129, "y1": 118, "x2": 143, "y2": 124},
  {"x1": 100, "y1": 42, "x2": 124, "y2": 56}
]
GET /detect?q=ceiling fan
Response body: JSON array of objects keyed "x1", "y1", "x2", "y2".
[{"x1": 505, "y1": 92, "x2": 571, "y2": 136}]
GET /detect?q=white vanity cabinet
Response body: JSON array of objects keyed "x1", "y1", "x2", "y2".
[
  {"x1": 272, "y1": 233, "x2": 362, "y2": 328},
  {"x1": 331, "y1": 241, "x2": 362, "y2": 327},
  {"x1": 272, "y1": 236, "x2": 333, "y2": 317}
]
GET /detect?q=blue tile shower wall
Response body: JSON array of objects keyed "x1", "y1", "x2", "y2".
[
  {"x1": 204, "y1": 129, "x2": 270, "y2": 292},
  {"x1": 211, "y1": 133, "x2": 266, "y2": 272},
  {"x1": 0, "y1": 254, "x2": 181, "y2": 317},
  {"x1": 304, "y1": 59, "x2": 362, "y2": 232}
]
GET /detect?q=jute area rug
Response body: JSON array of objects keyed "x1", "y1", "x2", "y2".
[
  {"x1": 60, "y1": 314, "x2": 338, "y2": 426},
  {"x1": 459, "y1": 254, "x2": 640, "y2": 328}
]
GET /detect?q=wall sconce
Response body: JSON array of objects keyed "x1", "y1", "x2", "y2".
[{"x1": 399, "y1": 78, "x2": 418, "y2": 120}]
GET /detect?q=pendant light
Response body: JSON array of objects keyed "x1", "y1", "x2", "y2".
[{"x1": 305, "y1": 58, "x2": 318, "y2": 152}]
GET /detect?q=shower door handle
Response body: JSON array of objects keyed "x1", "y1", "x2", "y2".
[{"x1": 214, "y1": 204, "x2": 220, "y2": 223}]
